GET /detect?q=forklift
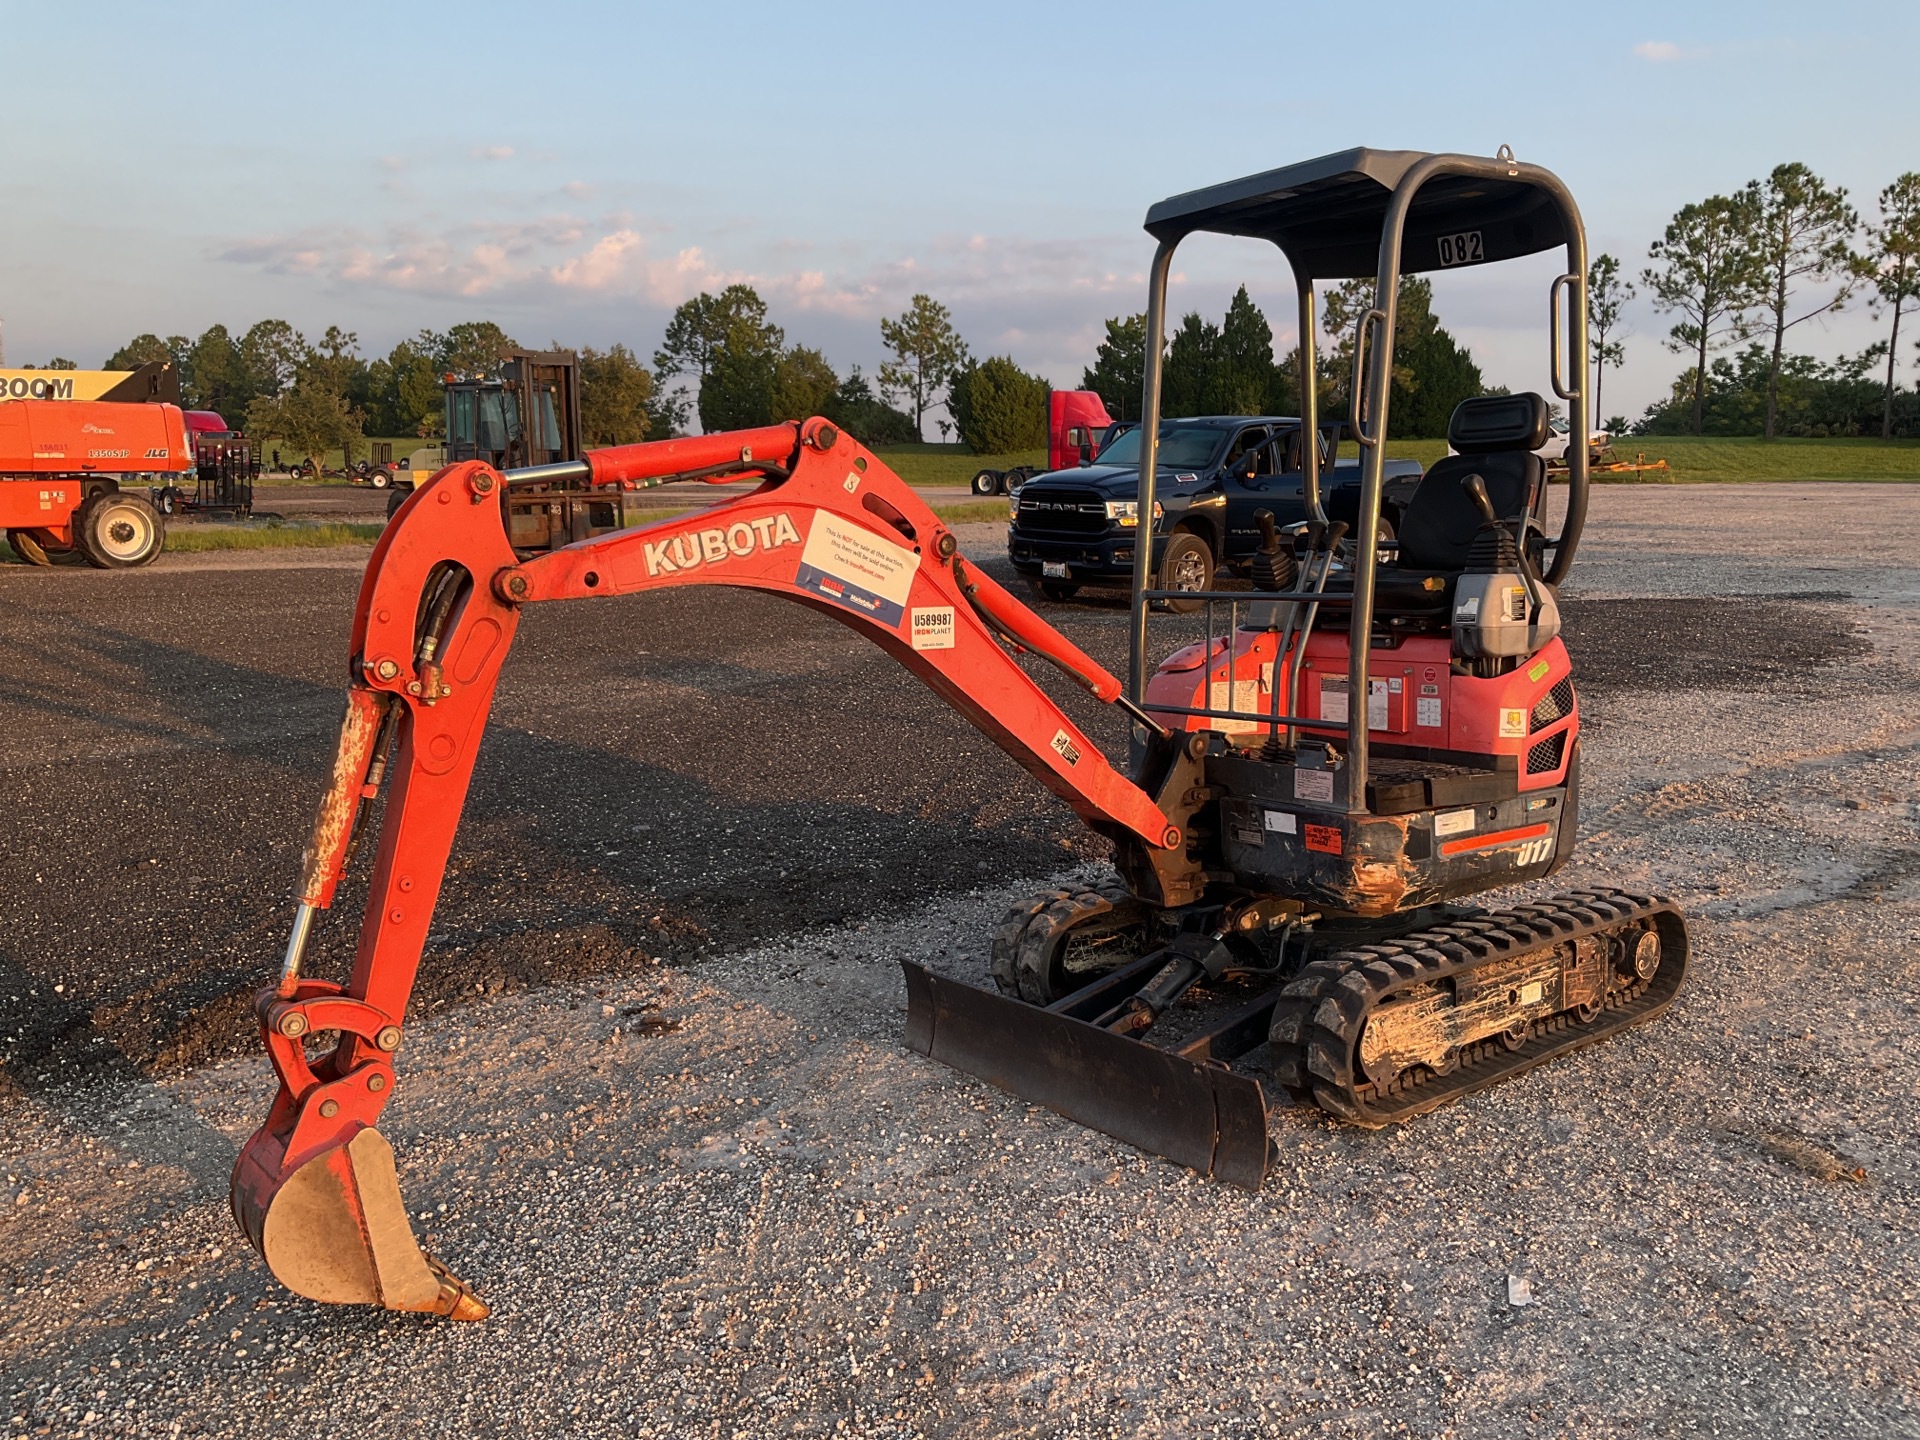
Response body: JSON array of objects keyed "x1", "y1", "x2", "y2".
[{"x1": 385, "y1": 349, "x2": 631, "y2": 553}]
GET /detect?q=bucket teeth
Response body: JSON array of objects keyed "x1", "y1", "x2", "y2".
[
  {"x1": 422, "y1": 1253, "x2": 491, "y2": 1321},
  {"x1": 237, "y1": 1126, "x2": 489, "y2": 1321}
]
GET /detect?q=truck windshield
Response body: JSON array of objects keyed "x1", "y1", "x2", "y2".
[{"x1": 1096, "y1": 424, "x2": 1225, "y2": 471}]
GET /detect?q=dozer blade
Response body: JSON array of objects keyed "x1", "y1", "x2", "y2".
[
  {"x1": 231, "y1": 1127, "x2": 490, "y2": 1320},
  {"x1": 901, "y1": 962, "x2": 1271, "y2": 1189}
]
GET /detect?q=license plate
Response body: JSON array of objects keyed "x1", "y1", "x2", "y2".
[{"x1": 1042, "y1": 561, "x2": 1069, "y2": 579}]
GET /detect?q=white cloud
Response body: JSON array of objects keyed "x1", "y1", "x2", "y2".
[
  {"x1": 472, "y1": 145, "x2": 515, "y2": 160},
  {"x1": 1633, "y1": 40, "x2": 1683, "y2": 61},
  {"x1": 213, "y1": 213, "x2": 1144, "y2": 332}
]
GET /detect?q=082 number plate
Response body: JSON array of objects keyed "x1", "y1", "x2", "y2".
[{"x1": 1437, "y1": 231, "x2": 1485, "y2": 267}]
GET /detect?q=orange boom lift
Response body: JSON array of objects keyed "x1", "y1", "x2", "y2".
[{"x1": 0, "y1": 398, "x2": 180, "y2": 566}]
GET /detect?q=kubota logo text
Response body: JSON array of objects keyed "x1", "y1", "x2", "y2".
[{"x1": 643, "y1": 513, "x2": 802, "y2": 577}]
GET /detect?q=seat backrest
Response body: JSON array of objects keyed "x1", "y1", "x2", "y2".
[{"x1": 1395, "y1": 394, "x2": 1549, "y2": 571}]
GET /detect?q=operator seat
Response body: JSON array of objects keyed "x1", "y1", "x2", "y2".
[{"x1": 1366, "y1": 392, "x2": 1553, "y2": 616}]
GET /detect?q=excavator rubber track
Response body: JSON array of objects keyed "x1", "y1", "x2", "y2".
[{"x1": 1269, "y1": 887, "x2": 1688, "y2": 1127}]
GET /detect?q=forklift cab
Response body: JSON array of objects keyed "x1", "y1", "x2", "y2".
[
  {"x1": 444, "y1": 351, "x2": 578, "y2": 471},
  {"x1": 395, "y1": 349, "x2": 630, "y2": 554}
]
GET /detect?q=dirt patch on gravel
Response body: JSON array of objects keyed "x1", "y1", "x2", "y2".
[{"x1": 1560, "y1": 594, "x2": 1871, "y2": 692}]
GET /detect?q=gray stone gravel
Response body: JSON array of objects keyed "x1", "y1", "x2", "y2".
[{"x1": 3, "y1": 483, "x2": 1918, "y2": 1438}]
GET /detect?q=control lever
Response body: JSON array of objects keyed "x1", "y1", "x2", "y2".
[
  {"x1": 1461, "y1": 472, "x2": 1501, "y2": 527},
  {"x1": 1250, "y1": 511, "x2": 1295, "y2": 593},
  {"x1": 1459, "y1": 473, "x2": 1548, "y2": 616}
]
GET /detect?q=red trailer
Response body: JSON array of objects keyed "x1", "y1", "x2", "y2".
[{"x1": 0, "y1": 399, "x2": 182, "y2": 566}]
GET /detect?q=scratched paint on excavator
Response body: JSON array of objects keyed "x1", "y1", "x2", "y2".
[{"x1": 794, "y1": 512, "x2": 920, "y2": 625}]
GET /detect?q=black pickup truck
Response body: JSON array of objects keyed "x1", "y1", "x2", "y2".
[{"x1": 1006, "y1": 415, "x2": 1423, "y2": 600}]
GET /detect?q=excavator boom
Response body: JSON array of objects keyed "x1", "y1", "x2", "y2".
[{"x1": 232, "y1": 417, "x2": 1192, "y2": 1317}]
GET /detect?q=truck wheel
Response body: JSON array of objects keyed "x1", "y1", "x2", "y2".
[
  {"x1": 1374, "y1": 515, "x2": 1397, "y2": 566},
  {"x1": 1153, "y1": 532, "x2": 1213, "y2": 613},
  {"x1": 971, "y1": 469, "x2": 1003, "y2": 496},
  {"x1": 78, "y1": 493, "x2": 165, "y2": 568},
  {"x1": 1034, "y1": 580, "x2": 1081, "y2": 601}
]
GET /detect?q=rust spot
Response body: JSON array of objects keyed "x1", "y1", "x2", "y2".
[
  {"x1": 298, "y1": 691, "x2": 385, "y2": 907},
  {"x1": 1339, "y1": 814, "x2": 1416, "y2": 916},
  {"x1": 1348, "y1": 859, "x2": 1412, "y2": 915}
]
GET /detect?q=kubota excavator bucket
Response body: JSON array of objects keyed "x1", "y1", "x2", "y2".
[
  {"x1": 901, "y1": 962, "x2": 1272, "y2": 1189},
  {"x1": 232, "y1": 1123, "x2": 489, "y2": 1319}
]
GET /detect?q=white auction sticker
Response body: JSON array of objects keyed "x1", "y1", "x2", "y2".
[
  {"x1": 1434, "y1": 808, "x2": 1475, "y2": 837},
  {"x1": 794, "y1": 512, "x2": 922, "y2": 626},
  {"x1": 909, "y1": 606, "x2": 956, "y2": 650},
  {"x1": 1263, "y1": 810, "x2": 1298, "y2": 834}
]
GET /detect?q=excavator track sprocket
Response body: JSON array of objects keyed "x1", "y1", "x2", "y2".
[
  {"x1": 990, "y1": 881, "x2": 1154, "y2": 1005},
  {"x1": 1269, "y1": 888, "x2": 1687, "y2": 1127}
]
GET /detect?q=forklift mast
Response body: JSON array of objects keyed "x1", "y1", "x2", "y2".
[{"x1": 436, "y1": 349, "x2": 627, "y2": 554}]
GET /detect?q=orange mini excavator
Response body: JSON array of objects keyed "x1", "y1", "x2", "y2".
[{"x1": 233, "y1": 148, "x2": 1687, "y2": 1319}]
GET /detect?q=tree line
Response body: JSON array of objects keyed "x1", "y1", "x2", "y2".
[
  {"x1": 1079, "y1": 278, "x2": 1485, "y2": 440},
  {"x1": 61, "y1": 272, "x2": 1492, "y2": 464},
  {"x1": 1611, "y1": 164, "x2": 1920, "y2": 439}
]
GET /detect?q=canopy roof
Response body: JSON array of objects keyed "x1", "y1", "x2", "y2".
[{"x1": 1143, "y1": 148, "x2": 1570, "y2": 281}]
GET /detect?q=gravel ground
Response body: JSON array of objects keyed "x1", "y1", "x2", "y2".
[{"x1": 2, "y1": 483, "x2": 1917, "y2": 1438}]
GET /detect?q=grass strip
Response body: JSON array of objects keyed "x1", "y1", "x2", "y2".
[{"x1": 165, "y1": 521, "x2": 386, "y2": 552}]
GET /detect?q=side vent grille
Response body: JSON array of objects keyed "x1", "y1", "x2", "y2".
[
  {"x1": 1527, "y1": 732, "x2": 1567, "y2": 774},
  {"x1": 1531, "y1": 676, "x2": 1576, "y2": 731}
]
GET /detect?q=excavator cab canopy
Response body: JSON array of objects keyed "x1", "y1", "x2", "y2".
[
  {"x1": 1126, "y1": 147, "x2": 1592, "y2": 811},
  {"x1": 1142, "y1": 146, "x2": 1571, "y2": 279}
]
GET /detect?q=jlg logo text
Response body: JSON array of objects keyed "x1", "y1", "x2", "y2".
[{"x1": 643, "y1": 513, "x2": 802, "y2": 577}]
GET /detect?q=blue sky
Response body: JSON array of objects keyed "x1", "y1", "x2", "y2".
[{"x1": 3, "y1": 0, "x2": 1915, "y2": 425}]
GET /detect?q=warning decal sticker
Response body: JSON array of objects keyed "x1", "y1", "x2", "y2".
[
  {"x1": 794, "y1": 512, "x2": 922, "y2": 626},
  {"x1": 1498, "y1": 708, "x2": 1528, "y2": 739},
  {"x1": 1304, "y1": 823, "x2": 1343, "y2": 855},
  {"x1": 1294, "y1": 769, "x2": 1335, "y2": 804}
]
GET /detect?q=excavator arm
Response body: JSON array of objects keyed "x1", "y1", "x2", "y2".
[{"x1": 232, "y1": 416, "x2": 1194, "y2": 1318}]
